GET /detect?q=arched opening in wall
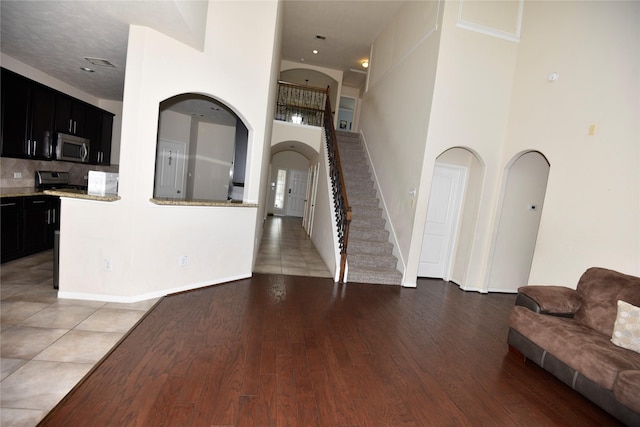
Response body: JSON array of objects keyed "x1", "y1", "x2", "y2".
[
  {"x1": 487, "y1": 151, "x2": 550, "y2": 293},
  {"x1": 419, "y1": 147, "x2": 484, "y2": 288},
  {"x1": 153, "y1": 93, "x2": 248, "y2": 202},
  {"x1": 268, "y1": 140, "x2": 319, "y2": 223}
]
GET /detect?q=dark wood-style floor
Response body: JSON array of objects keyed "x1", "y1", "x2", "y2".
[{"x1": 39, "y1": 275, "x2": 621, "y2": 426}]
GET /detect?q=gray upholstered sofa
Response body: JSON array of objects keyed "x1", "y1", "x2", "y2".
[{"x1": 508, "y1": 267, "x2": 640, "y2": 425}]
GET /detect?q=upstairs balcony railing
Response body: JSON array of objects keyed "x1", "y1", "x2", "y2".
[{"x1": 275, "y1": 81, "x2": 327, "y2": 127}]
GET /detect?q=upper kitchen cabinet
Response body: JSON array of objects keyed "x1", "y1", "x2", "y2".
[
  {"x1": 55, "y1": 94, "x2": 86, "y2": 136},
  {"x1": 1, "y1": 69, "x2": 56, "y2": 160},
  {"x1": 93, "y1": 112, "x2": 114, "y2": 165},
  {"x1": 1, "y1": 67, "x2": 115, "y2": 165},
  {"x1": 58, "y1": 96, "x2": 114, "y2": 164}
]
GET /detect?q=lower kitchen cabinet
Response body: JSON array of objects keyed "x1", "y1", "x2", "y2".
[
  {"x1": 1, "y1": 197, "x2": 23, "y2": 262},
  {"x1": 1, "y1": 196, "x2": 59, "y2": 263}
]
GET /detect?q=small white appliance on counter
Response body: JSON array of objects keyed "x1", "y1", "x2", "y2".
[{"x1": 87, "y1": 171, "x2": 118, "y2": 196}]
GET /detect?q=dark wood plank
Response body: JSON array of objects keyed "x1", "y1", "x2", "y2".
[{"x1": 39, "y1": 275, "x2": 623, "y2": 426}]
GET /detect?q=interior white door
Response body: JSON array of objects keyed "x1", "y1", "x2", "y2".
[
  {"x1": 419, "y1": 164, "x2": 466, "y2": 279},
  {"x1": 286, "y1": 169, "x2": 308, "y2": 217},
  {"x1": 154, "y1": 139, "x2": 186, "y2": 199}
]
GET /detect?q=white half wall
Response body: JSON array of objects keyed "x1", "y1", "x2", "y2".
[{"x1": 57, "y1": 1, "x2": 280, "y2": 300}]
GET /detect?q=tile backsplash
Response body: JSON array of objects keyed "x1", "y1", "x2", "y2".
[{"x1": 1, "y1": 157, "x2": 119, "y2": 188}]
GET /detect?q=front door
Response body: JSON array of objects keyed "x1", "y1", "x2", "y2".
[
  {"x1": 286, "y1": 169, "x2": 308, "y2": 217},
  {"x1": 419, "y1": 164, "x2": 466, "y2": 279},
  {"x1": 154, "y1": 139, "x2": 186, "y2": 199}
]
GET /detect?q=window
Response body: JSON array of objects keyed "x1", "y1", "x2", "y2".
[{"x1": 274, "y1": 169, "x2": 287, "y2": 209}]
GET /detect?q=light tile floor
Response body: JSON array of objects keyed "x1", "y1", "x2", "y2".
[
  {"x1": 0, "y1": 251, "x2": 158, "y2": 427},
  {"x1": 254, "y1": 216, "x2": 333, "y2": 279},
  {"x1": 1, "y1": 216, "x2": 329, "y2": 426}
]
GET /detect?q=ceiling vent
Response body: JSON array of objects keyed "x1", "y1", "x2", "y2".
[{"x1": 84, "y1": 57, "x2": 115, "y2": 67}]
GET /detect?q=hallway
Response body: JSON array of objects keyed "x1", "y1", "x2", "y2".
[{"x1": 253, "y1": 216, "x2": 332, "y2": 279}]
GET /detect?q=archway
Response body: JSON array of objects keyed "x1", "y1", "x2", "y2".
[
  {"x1": 154, "y1": 93, "x2": 248, "y2": 201},
  {"x1": 419, "y1": 147, "x2": 484, "y2": 288},
  {"x1": 488, "y1": 151, "x2": 550, "y2": 292}
]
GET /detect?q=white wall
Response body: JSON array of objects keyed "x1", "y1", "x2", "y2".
[
  {"x1": 506, "y1": 1, "x2": 640, "y2": 285},
  {"x1": 411, "y1": 0, "x2": 521, "y2": 291},
  {"x1": 58, "y1": 1, "x2": 280, "y2": 301},
  {"x1": 359, "y1": 0, "x2": 443, "y2": 287},
  {"x1": 362, "y1": 0, "x2": 639, "y2": 291}
]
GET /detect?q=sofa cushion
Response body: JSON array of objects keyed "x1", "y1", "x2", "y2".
[
  {"x1": 611, "y1": 300, "x2": 640, "y2": 353},
  {"x1": 510, "y1": 306, "x2": 640, "y2": 389},
  {"x1": 574, "y1": 267, "x2": 640, "y2": 337},
  {"x1": 613, "y1": 370, "x2": 640, "y2": 414}
]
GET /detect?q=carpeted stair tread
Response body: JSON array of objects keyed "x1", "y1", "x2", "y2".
[
  {"x1": 347, "y1": 268, "x2": 403, "y2": 285},
  {"x1": 349, "y1": 239, "x2": 394, "y2": 255},
  {"x1": 348, "y1": 252, "x2": 398, "y2": 269},
  {"x1": 349, "y1": 225, "x2": 389, "y2": 241}
]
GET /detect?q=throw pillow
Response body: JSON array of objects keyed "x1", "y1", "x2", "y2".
[{"x1": 611, "y1": 300, "x2": 640, "y2": 354}]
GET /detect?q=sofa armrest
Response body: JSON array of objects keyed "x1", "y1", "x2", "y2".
[{"x1": 516, "y1": 285, "x2": 582, "y2": 317}]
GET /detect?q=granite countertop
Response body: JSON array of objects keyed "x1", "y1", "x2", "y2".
[
  {"x1": 43, "y1": 189, "x2": 120, "y2": 202},
  {"x1": 0, "y1": 187, "x2": 120, "y2": 202},
  {"x1": 0, "y1": 187, "x2": 47, "y2": 197},
  {"x1": 1, "y1": 187, "x2": 255, "y2": 206},
  {"x1": 150, "y1": 198, "x2": 258, "y2": 207}
]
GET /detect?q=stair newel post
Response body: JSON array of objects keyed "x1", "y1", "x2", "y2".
[{"x1": 323, "y1": 86, "x2": 351, "y2": 283}]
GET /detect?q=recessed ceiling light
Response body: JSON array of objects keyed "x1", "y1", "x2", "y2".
[
  {"x1": 312, "y1": 49, "x2": 319, "y2": 55},
  {"x1": 84, "y1": 57, "x2": 115, "y2": 67},
  {"x1": 80, "y1": 67, "x2": 94, "y2": 73},
  {"x1": 361, "y1": 60, "x2": 369, "y2": 69}
]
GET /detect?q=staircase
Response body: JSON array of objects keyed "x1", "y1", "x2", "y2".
[{"x1": 335, "y1": 130, "x2": 402, "y2": 285}]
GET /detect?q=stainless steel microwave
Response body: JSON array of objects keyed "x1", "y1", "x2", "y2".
[{"x1": 55, "y1": 133, "x2": 90, "y2": 163}]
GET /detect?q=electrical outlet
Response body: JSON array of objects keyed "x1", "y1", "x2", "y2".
[
  {"x1": 103, "y1": 258, "x2": 112, "y2": 271},
  {"x1": 13, "y1": 172, "x2": 22, "y2": 179},
  {"x1": 179, "y1": 255, "x2": 188, "y2": 267}
]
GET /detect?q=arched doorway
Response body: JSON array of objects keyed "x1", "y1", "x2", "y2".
[
  {"x1": 488, "y1": 151, "x2": 550, "y2": 292},
  {"x1": 419, "y1": 147, "x2": 484, "y2": 287}
]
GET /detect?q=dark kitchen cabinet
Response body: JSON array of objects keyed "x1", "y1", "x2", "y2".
[
  {"x1": 55, "y1": 94, "x2": 86, "y2": 136},
  {"x1": 23, "y1": 197, "x2": 51, "y2": 254},
  {"x1": 90, "y1": 111, "x2": 114, "y2": 165},
  {"x1": 0, "y1": 69, "x2": 56, "y2": 160},
  {"x1": 1, "y1": 197, "x2": 23, "y2": 263},
  {"x1": 1, "y1": 67, "x2": 114, "y2": 164},
  {"x1": 1, "y1": 195, "x2": 59, "y2": 263}
]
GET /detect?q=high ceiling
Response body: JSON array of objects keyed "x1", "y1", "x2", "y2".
[{"x1": 1, "y1": 0, "x2": 405, "y2": 102}]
